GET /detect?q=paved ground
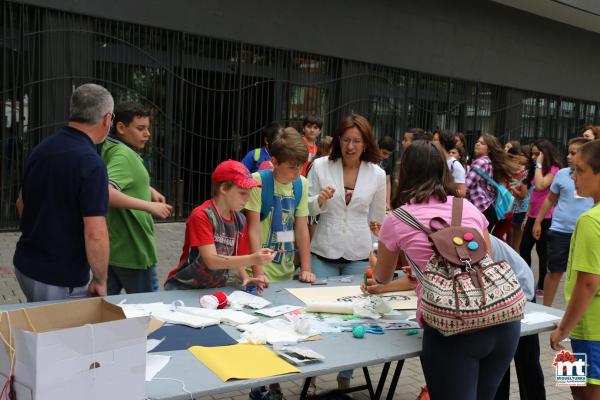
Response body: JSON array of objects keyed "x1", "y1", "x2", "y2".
[{"x1": 0, "y1": 223, "x2": 573, "y2": 399}]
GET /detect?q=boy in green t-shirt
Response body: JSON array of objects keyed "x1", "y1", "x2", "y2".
[
  {"x1": 551, "y1": 140, "x2": 600, "y2": 398},
  {"x1": 245, "y1": 130, "x2": 316, "y2": 400},
  {"x1": 246, "y1": 130, "x2": 316, "y2": 285},
  {"x1": 101, "y1": 102, "x2": 172, "y2": 294}
]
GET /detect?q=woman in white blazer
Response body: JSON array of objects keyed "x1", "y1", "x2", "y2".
[{"x1": 307, "y1": 113, "x2": 387, "y2": 277}]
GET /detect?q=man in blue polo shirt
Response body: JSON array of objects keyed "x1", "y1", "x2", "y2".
[{"x1": 13, "y1": 83, "x2": 113, "y2": 301}]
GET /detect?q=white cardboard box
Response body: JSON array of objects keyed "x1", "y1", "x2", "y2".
[{"x1": 0, "y1": 298, "x2": 148, "y2": 400}]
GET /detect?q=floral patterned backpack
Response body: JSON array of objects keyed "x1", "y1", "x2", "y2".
[{"x1": 392, "y1": 197, "x2": 526, "y2": 336}]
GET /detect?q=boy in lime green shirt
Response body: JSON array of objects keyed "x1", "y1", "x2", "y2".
[
  {"x1": 551, "y1": 140, "x2": 600, "y2": 398},
  {"x1": 101, "y1": 102, "x2": 172, "y2": 294},
  {"x1": 246, "y1": 130, "x2": 315, "y2": 285}
]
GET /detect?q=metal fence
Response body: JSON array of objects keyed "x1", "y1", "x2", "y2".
[{"x1": 2, "y1": 1, "x2": 599, "y2": 230}]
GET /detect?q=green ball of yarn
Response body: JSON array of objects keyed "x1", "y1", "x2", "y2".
[{"x1": 352, "y1": 325, "x2": 366, "y2": 338}]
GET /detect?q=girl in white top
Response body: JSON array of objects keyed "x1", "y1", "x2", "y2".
[{"x1": 307, "y1": 113, "x2": 386, "y2": 277}]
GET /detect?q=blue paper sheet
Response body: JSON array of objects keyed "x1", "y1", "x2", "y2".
[{"x1": 149, "y1": 324, "x2": 238, "y2": 352}]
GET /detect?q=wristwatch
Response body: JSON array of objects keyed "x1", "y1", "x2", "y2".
[{"x1": 535, "y1": 162, "x2": 543, "y2": 169}]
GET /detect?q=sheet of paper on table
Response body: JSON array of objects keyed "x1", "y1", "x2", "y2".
[
  {"x1": 146, "y1": 354, "x2": 171, "y2": 381},
  {"x1": 188, "y1": 344, "x2": 299, "y2": 381},
  {"x1": 521, "y1": 311, "x2": 562, "y2": 325},
  {"x1": 254, "y1": 305, "x2": 303, "y2": 317},
  {"x1": 287, "y1": 286, "x2": 417, "y2": 310},
  {"x1": 228, "y1": 290, "x2": 272, "y2": 309}
]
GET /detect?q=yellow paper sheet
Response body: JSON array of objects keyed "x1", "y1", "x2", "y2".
[
  {"x1": 287, "y1": 285, "x2": 417, "y2": 310},
  {"x1": 189, "y1": 344, "x2": 299, "y2": 381}
]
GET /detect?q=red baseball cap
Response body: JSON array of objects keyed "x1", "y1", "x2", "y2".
[{"x1": 211, "y1": 160, "x2": 261, "y2": 189}]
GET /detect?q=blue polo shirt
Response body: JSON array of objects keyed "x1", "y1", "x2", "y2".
[
  {"x1": 549, "y1": 167, "x2": 594, "y2": 233},
  {"x1": 13, "y1": 126, "x2": 109, "y2": 287},
  {"x1": 241, "y1": 147, "x2": 270, "y2": 173}
]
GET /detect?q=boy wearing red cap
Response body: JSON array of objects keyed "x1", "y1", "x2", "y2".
[{"x1": 165, "y1": 160, "x2": 274, "y2": 290}]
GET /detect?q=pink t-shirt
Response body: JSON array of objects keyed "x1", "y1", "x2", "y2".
[
  {"x1": 528, "y1": 165, "x2": 560, "y2": 218},
  {"x1": 379, "y1": 196, "x2": 489, "y2": 325}
]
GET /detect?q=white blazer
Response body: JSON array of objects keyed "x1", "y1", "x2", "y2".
[{"x1": 307, "y1": 156, "x2": 386, "y2": 260}]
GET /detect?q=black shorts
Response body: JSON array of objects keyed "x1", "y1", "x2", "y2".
[
  {"x1": 547, "y1": 230, "x2": 572, "y2": 273},
  {"x1": 512, "y1": 212, "x2": 527, "y2": 226}
]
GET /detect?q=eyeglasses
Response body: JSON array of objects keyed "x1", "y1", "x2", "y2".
[
  {"x1": 107, "y1": 112, "x2": 115, "y2": 126},
  {"x1": 340, "y1": 137, "x2": 364, "y2": 146}
]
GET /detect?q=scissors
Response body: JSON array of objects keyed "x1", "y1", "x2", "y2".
[{"x1": 364, "y1": 325, "x2": 384, "y2": 335}]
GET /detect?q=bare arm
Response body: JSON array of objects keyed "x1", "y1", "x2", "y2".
[
  {"x1": 149, "y1": 186, "x2": 166, "y2": 203},
  {"x1": 386, "y1": 175, "x2": 392, "y2": 210},
  {"x1": 108, "y1": 185, "x2": 172, "y2": 219},
  {"x1": 197, "y1": 244, "x2": 274, "y2": 270},
  {"x1": 372, "y1": 241, "x2": 400, "y2": 285},
  {"x1": 246, "y1": 210, "x2": 267, "y2": 279},
  {"x1": 455, "y1": 183, "x2": 466, "y2": 198},
  {"x1": 551, "y1": 271, "x2": 600, "y2": 350},
  {"x1": 83, "y1": 216, "x2": 109, "y2": 297},
  {"x1": 16, "y1": 190, "x2": 23, "y2": 219},
  {"x1": 294, "y1": 216, "x2": 315, "y2": 282},
  {"x1": 534, "y1": 168, "x2": 556, "y2": 191}
]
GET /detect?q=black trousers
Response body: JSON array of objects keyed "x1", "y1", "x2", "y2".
[
  {"x1": 494, "y1": 299, "x2": 546, "y2": 400},
  {"x1": 483, "y1": 204, "x2": 498, "y2": 232},
  {"x1": 519, "y1": 218, "x2": 551, "y2": 290}
]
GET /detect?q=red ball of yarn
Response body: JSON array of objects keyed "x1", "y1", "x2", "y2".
[{"x1": 213, "y1": 292, "x2": 228, "y2": 309}]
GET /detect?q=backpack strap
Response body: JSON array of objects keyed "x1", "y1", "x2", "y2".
[
  {"x1": 451, "y1": 196, "x2": 463, "y2": 227},
  {"x1": 472, "y1": 166, "x2": 500, "y2": 190},
  {"x1": 292, "y1": 176, "x2": 303, "y2": 211},
  {"x1": 258, "y1": 169, "x2": 303, "y2": 221},
  {"x1": 258, "y1": 169, "x2": 274, "y2": 221},
  {"x1": 392, "y1": 207, "x2": 432, "y2": 235}
]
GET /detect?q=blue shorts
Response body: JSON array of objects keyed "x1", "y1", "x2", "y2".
[{"x1": 571, "y1": 338, "x2": 600, "y2": 385}]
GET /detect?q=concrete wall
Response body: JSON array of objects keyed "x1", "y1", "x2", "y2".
[{"x1": 14, "y1": 0, "x2": 600, "y2": 101}]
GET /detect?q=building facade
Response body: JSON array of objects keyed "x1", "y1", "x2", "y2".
[{"x1": 2, "y1": 0, "x2": 599, "y2": 229}]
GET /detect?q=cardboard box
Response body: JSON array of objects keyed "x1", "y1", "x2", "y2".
[{"x1": 0, "y1": 298, "x2": 148, "y2": 400}]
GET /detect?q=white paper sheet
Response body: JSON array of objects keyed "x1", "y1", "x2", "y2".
[
  {"x1": 151, "y1": 310, "x2": 219, "y2": 328},
  {"x1": 228, "y1": 291, "x2": 271, "y2": 309},
  {"x1": 521, "y1": 312, "x2": 562, "y2": 325},
  {"x1": 120, "y1": 302, "x2": 173, "y2": 318},
  {"x1": 254, "y1": 305, "x2": 303, "y2": 317},
  {"x1": 146, "y1": 354, "x2": 171, "y2": 381},
  {"x1": 177, "y1": 306, "x2": 259, "y2": 326}
]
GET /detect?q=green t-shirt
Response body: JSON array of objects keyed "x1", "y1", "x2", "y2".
[
  {"x1": 245, "y1": 172, "x2": 308, "y2": 282},
  {"x1": 565, "y1": 202, "x2": 600, "y2": 340},
  {"x1": 101, "y1": 138, "x2": 157, "y2": 269}
]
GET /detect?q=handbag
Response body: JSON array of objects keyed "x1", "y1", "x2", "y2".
[
  {"x1": 392, "y1": 197, "x2": 526, "y2": 336},
  {"x1": 472, "y1": 166, "x2": 514, "y2": 220}
]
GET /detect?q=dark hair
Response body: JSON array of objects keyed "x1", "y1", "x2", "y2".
[
  {"x1": 270, "y1": 130, "x2": 308, "y2": 165},
  {"x1": 526, "y1": 139, "x2": 562, "y2": 185},
  {"x1": 318, "y1": 135, "x2": 333, "y2": 156},
  {"x1": 451, "y1": 144, "x2": 467, "y2": 168},
  {"x1": 579, "y1": 140, "x2": 600, "y2": 173},
  {"x1": 392, "y1": 140, "x2": 457, "y2": 208},
  {"x1": 263, "y1": 122, "x2": 283, "y2": 148},
  {"x1": 112, "y1": 101, "x2": 151, "y2": 134},
  {"x1": 439, "y1": 129, "x2": 457, "y2": 152},
  {"x1": 302, "y1": 115, "x2": 323, "y2": 129},
  {"x1": 479, "y1": 133, "x2": 520, "y2": 184},
  {"x1": 569, "y1": 137, "x2": 592, "y2": 147},
  {"x1": 506, "y1": 140, "x2": 521, "y2": 155},
  {"x1": 329, "y1": 114, "x2": 382, "y2": 164},
  {"x1": 406, "y1": 128, "x2": 428, "y2": 141},
  {"x1": 580, "y1": 125, "x2": 600, "y2": 140},
  {"x1": 454, "y1": 132, "x2": 466, "y2": 147},
  {"x1": 378, "y1": 136, "x2": 395, "y2": 152}
]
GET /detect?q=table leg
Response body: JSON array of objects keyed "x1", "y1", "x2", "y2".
[
  {"x1": 362, "y1": 366, "x2": 375, "y2": 399},
  {"x1": 299, "y1": 377, "x2": 312, "y2": 400},
  {"x1": 373, "y1": 362, "x2": 391, "y2": 400},
  {"x1": 385, "y1": 360, "x2": 405, "y2": 400}
]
